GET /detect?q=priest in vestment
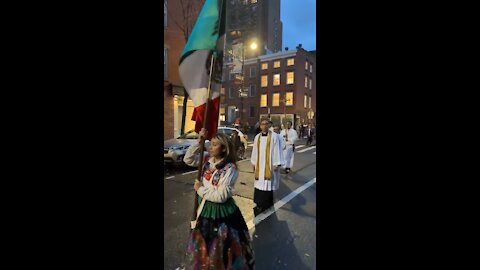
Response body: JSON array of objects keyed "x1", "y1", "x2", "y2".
[{"x1": 251, "y1": 119, "x2": 283, "y2": 216}]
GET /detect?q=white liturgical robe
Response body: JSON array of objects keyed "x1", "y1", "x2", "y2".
[
  {"x1": 280, "y1": 127, "x2": 298, "y2": 169},
  {"x1": 250, "y1": 131, "x2": 282, "y2": 191}
]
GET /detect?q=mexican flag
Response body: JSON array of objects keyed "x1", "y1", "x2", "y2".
[{"x1": 179, "y1": 0, "x2": 226, "y2": 140}]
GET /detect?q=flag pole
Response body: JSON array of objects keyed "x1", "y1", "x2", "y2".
[{"x1": 191, "y1": 51, "x2": 217, "y2": 227}]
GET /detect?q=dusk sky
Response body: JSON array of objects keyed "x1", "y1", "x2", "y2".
[{"x1": 280, "y1": 0, "x2": 316, "y2": 51}]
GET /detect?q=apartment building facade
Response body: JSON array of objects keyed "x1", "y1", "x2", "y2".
[
  {"x1": 163, "y1": 0, "x2": 203, "y2": 139},
  {"x1": 220, "y1": 46, "x2": 316, "y2": 129}
]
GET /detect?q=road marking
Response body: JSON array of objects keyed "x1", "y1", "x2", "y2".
[
  {"x1": 165, "y1": 176, "x2": 175, "y2": 179},
  {"x1": 246, "y1": 177, "x2": 316, "y2": 231},
  {"x1": 313, "y1": 152, "x2": 316, "y2": 155},
  {"x1": 297, "y1": 146, "x2": 316, "y2": 153},
  {"x1": 295, "y1": 145, "x2": 306, "y2": 149},
  {"x1": 182, "y1": 170, "x2": 198, "y2": 175}
]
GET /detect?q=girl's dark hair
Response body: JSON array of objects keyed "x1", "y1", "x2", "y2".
[{"x1": 212, "y1": 133, "x2": 237, "y2": 167}]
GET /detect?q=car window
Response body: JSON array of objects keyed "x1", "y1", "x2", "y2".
[{"x1": 221, "y1": 129, "x2": 233, "y2": 135}]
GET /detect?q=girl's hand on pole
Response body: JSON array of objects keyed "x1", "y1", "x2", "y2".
[
  {"x1": 199, "y1": 128, "x2": 208, "y2": 140},
  {"x1": 194, "y1": 179, "x2": 203, "y2": 191}
]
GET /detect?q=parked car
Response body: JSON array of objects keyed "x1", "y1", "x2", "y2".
[
  {"x1": 164, "y1": 127, "x2": 248, "y2": 165},
  {"x1": 164, "y1": 130, "x2": 209, "y2": 165},
  {"x1": 217, "y1": 127, "x2": 248, "y2": 151}
]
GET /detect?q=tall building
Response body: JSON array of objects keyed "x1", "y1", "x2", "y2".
[
  {"x1": 259, "y1": 0, "x2": 282, "y2": 54},
  {"x1": 226, "y1": 0, "x2": 282, "y2": 57},
  {"x1": 220, "y1": 46, "x2": 316, "y2": 131}
]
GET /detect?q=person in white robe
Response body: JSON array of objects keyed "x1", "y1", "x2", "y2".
[
  {"x1": 270, "y1": 122, "x2": 285, "y2": 167},
  {"x1": 251, "y1": 119, "x2": 282, "y2": 216},
  {"x1": 280, "y1": 121, "x2": 298, "y2": 174}
]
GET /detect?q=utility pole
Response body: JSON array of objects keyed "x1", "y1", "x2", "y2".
[{"x1": 280, "y1": 93, "x2": 291, "y2": 128}]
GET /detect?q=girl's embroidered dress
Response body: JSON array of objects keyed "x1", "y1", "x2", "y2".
[{"x1": 183, "y1": 141, "x2": 254, "y2": 270}]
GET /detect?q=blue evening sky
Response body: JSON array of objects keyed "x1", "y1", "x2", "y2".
[{"x1": 280, "y1": 0, "x2": 316, "y2": 51}]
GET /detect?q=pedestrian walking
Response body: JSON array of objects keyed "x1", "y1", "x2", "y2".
[
  {"x1": 273, "y1": 123, "x2": 286, "y2": 166},
  {"x1": 306, "y1": 124, "x2": 316, "y2": 146},
  {"x1": 269, "y1": 121, "x2": 285, "y2": 167},
  {"x1": 251, "y1": 119, "x2": 283, "y2": 216},
  {"x1": 280, "y1": 121, "x2": 298, "y2": 174},
  {"x1": 183, "y1": 128, "x2": 254, "y2": 269},
  {"x1": 230, "y1": 129, "x2": 245, "y2": 160}
]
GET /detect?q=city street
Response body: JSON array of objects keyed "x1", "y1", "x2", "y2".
[{"x1": 164, "y1": 138, "x2": 317, "y2": 269}]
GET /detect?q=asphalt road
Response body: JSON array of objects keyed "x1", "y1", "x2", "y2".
[{"x1": 163, "y1": 138, "x2": 317, "y2": 269}]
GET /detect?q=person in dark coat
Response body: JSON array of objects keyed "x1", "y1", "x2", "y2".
[
  {"x1": 306, "y1": 125, "x2": 316, "y2": 145},
  {"x1": 231, "y1": 130, "x2": 244, "y2": 159}
]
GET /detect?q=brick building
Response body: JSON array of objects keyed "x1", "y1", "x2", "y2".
[
  {"x1": 163, "y1": 0, "x2": 203, "y2": 139},
  {"x1": 220, "y1": 46, "x2": 316, "y2": 130}
]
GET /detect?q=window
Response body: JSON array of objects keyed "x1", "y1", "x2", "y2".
[
  {"x1": 305, "y1": 76, "x2": 308, "y2": 88},
  {"x1": 261, "y1": 62, "x2": 268, "y2": 70},
  {"x1": 286, "y1": 92, "x2": 294, "y2": 106},
  {"x1": 250, "y1": 66, "x2": 256, "y2": 77},
  {"x1": 260, "y1": 94, "x2": 267, "y2": 107},
  {"x1": 249, "y1": 84, "x2": 256, "y2": 97},
  {"x1": 272, "y1": 93, "x2": 280, "y2": 106},
  {"x1": 220, "y1": 107, "x2": 225, "y2": 114},
  {"x1": 220, "y1": 87, "x2": 225, "y2": 95},
  {"x1": 310, "y1": 63, "x2": 313, "y2": 73},
  {"x1": 251, "y1": 0, "x2": 257, "y2": 3},
  {"x1": 164, "y1": 0, "x2": 167, "y2": 29},
  {"x1": 309, "y1": 78, "x2": 312, "y2": 89},
  {"x1": 249, "y1": 106, "x2": 255, "y2": 117},
  {"x1": 229, "y1": 73, "x2": 235, "y2": 81},
  {"x1": 274, "y1": 60, "x2": 280, "y2": 68},
  {"x1": 287, "y1": 71, "x2": 294, "y2": 84},
  {"x1": 261, "y1": 75, "x2": 268, "y2": 87},
  {"x1": 305, "y1": 61, "x2": 308, "y2": 70},
  {"x1": 304, "y1": 94, "x2": 308, "y2": 108},
  {"x1": 309, "y1": 96, "x2": 312, "y2": 108},
  {"x1": 273, "y1": 73, "x2": 280, "y2": 86},
  {"x1": 164, "y1": 48, "x2": 168, "y2": 79},
  {"x1": 229, "y1": 87, "x2": 234, "y2": 99},
  {"x1": 287, "y1": 58, "x2": 295, "y2": 66}
]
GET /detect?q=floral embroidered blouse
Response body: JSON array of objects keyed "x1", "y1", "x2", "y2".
[{"x1": 184, "y1": 140, "x2": 239, "y2": 203}]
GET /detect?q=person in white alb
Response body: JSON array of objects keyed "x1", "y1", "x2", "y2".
[
  {"x1": 280, "y1": 121, "x2": 298, "y2": 174},
  {"x1": 251, "y1": 119, "x2": 283, "y2": 216},
  {"x1": 270, "y1": 121, "x2": 285, "y2": 167}
]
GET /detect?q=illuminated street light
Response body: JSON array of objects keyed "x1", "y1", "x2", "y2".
[{"x1": 250, "y1": 42, "x2": 257, "y2": 50}]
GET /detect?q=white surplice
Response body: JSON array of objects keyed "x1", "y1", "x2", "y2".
[
  {"x1": 250, "y1": 131, "x2": 282, "y2": 191},
  {"x1": 280, "y1": 128, "x2": 298, "y2": 169}
]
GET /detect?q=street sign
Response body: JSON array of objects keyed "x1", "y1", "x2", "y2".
[{"x1": 307, "y1": 110, "x2": 315, "y2": 119}]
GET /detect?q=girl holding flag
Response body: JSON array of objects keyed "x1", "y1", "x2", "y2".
[{"x1": 183, "y1": 128, "x2": 254, "y2": 269}]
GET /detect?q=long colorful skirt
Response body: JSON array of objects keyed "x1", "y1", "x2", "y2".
[{"x1": 185, "y1": 197, "x2": 255, "y2": 270}]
